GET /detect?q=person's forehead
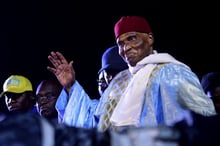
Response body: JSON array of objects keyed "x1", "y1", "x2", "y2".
[
  {"x1": 5, "y1": 92, "x2": 25, "y2": 99},
  {"x1": 118, "y1": 32, "x2": 137, "y2": 40},
  {"x1": 117, "y1": 32, "x2": 146, "y2": 42},
  {"x1": 5, "y1": 92, "x2": 23, "y2": 95}
]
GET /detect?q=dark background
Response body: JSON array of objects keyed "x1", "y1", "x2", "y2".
[{"x1": 0, "y1": 0, "x2": 219, "y2": 100}]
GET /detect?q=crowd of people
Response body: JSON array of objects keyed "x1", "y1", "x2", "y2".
[{"x1": 0, "y1": 15, "x2": 219, "y2": 146}]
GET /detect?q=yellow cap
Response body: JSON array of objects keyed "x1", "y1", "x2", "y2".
[{"x1": 0, "y1": 75, "x2": 33, "y2": 97}]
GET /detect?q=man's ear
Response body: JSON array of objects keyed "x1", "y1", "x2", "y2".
[
  {"x1": 148, "y1": 32, "x2": 154, "y2": 39},
  {"x1": 148, "y1": 33, "x2": 154, "y2": 45}
]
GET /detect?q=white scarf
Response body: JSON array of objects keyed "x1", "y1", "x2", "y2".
[{"x1": 110, "y1": 51, "x2": 189, "y2": 126}]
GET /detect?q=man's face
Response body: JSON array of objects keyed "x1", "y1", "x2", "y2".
[
  {"x1": 97, "y1": 70, "x2": 116, "y2": 96},
  {"x1": 116, "y1": 32, "x2": 153, "y2": 66},
  {"x1": 97, "y1": 71, "x2": 108, "y2": 96},
  {"x1": 4, "y1": 92, "x2": 33, "y2": 112},
  {"x1": 36, "y1": 81, "x2": 59, "y2": 118}
]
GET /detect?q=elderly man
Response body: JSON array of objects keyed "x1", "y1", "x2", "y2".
[{"x1": 47, "y1": 16, "x2": 216, "y2": 132}]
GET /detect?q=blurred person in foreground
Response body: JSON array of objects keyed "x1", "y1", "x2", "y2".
[{"x1": 47, "y1": 16, "x2": 216, "y2": 132}]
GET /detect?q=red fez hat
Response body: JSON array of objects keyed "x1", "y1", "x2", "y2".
[{"x1": 114, "y1": 16, "x2": 152, "y2": 39}]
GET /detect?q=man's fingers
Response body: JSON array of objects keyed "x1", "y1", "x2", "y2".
[
  {"x1": 48, "y1": 55, "x2": 59, "y2": 67},
  {"x1": 56, "y1": 51, "x2": 69, "y2": 64},
  {"x1": 47, "y1": 66, "x2": 56, "y2": 74},
  {"x1": 69, "y1": 60, "x2": 74, "y2": 66}
]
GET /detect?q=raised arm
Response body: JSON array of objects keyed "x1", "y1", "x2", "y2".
[{"x1": 47, "y1": 51, "x2": 75, "y2": 93}]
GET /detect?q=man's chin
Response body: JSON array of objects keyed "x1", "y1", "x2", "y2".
[{"x1": 41, "y1": 111, "x2": 50, "y2": 117}]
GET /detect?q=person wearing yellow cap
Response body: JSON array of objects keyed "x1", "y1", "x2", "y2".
[
  {"x1": 47, "y1": 16, "x2": 216, "y2": 132},
  {"x1": 0, "y1": 75, "x2": 37, "y2": 116}
]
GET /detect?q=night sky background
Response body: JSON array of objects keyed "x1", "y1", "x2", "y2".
[{"x1": 0, "y1": 0, "x2": 219, "y2": 100}]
